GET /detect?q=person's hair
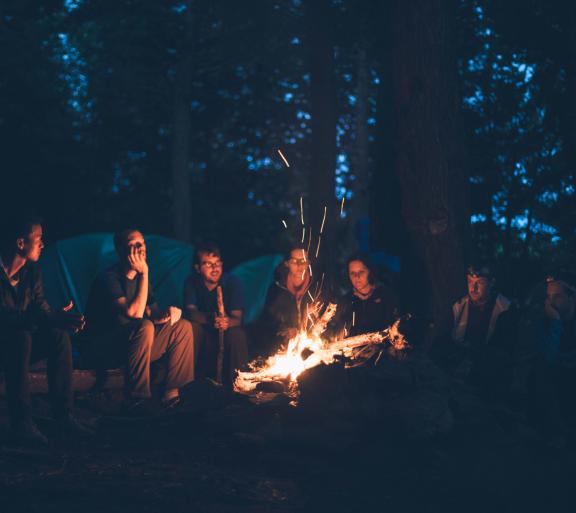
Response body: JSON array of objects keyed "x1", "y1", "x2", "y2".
[
  {"x1": 466, "y1": 262, "x2": 494, "y2": 280},
  {"x1": 346, "y1": 252, "x2": 377, "y2": 285},
  {"x1": 545, "y1": 270, "x2": 576, "y2": 297},
  {"x1": 113, "y1": 227, "x2": 141, "y2": 254},
  {"x1": 0, "y1": 215, "x2": 43, "y2": 252},
  {"x1": 283, "y1": 242, "x2": 307, "y2": 262},
  {"x1": 194, "y1": 241, "x2": 222, "y2": 266}
]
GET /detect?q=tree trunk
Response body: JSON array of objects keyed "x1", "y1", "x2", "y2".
[
  {"x1": 391, "y1": 0, "x2": 470, "y2": 326},
  {"x1": 171, "y1": 0, "x2": 194, "y2": 242},
  {"x1": 350, "y1": 41, "x2": 371, "y2": 231},
  {"x1": 306, "y1": 0, "x2": 337, "y2": 268},
  {"x1": 566, "y1": 2, "x2": 576, "y2": 179}
]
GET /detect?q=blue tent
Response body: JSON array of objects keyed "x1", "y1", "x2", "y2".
[{"x1": 39, "y1": 233, "x2": 282, "y2": 324}]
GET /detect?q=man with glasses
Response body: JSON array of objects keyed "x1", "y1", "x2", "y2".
[
  {"x1": 84, "y1": 228, "x2": 194, "y2": 413},
  {"x1": 183, "y1": 242, "x2": 248, "y2": 387}
]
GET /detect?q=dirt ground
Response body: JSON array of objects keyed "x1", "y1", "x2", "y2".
[{"x1": 1, "y1": 376, "x2": 575, "y2": 513}]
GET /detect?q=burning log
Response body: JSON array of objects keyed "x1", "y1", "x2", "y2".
[{"x1": 234, "y1": 306, "x2": 409, "y2": 396}]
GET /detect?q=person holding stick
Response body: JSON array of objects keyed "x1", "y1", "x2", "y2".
[{"x1": 183, "y1": 242, "x2": 248, "y2": 387}]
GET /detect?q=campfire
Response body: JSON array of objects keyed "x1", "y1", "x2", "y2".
[{"x1": 234, "y1": 303, "x2": 409, "y2": 397}]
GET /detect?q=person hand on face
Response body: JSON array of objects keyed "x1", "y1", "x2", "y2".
[{"x1": 126, "y1": 236, "x2": 148, "y2": 275}]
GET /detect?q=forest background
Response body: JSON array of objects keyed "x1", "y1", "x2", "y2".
[{"x1": 2, "y1": 0, "x2": 575, "y2": 326}]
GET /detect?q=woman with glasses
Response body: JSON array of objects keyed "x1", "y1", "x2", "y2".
[{"x1": 257, "y1": 243, "x2": 316, "y2": 353}]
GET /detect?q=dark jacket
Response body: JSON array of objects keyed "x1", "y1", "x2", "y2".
[
  {"x1": 0, "y1": 261, "x2": 51, "y2": 331},
  {"x1": 257, "y1": 264, "x2": 316, "y2": 346},
  {"x1": 331, "y1": 284, "x2": 399, "y2": 338}
]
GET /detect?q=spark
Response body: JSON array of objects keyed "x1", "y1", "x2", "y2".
[
  {"x1": 352, "y1": 311, "x2": 356, "y2": 327},
  {"x1": 340, "y1": 196, "x2": 345, "y2": 216},
  {"x1": 374, "y1": 350, "x2": 384, "y2": 366},
  {"x1": 307, "y1": 313, "x2": 314, "y2": 326},
  {"x1": 301, "y1": 248, "x2": 307, "y2": 262},
  {"x1": 301, "y1": 226, "x2": 306, "y2": 243},
  {"x1": 315, "y1": 235, "x2": 322, "y2": 258},
  {"x1": 282, "y1": 219, "x2": 288, "y2": 229},
  {"x1": 277, "y1": 149, "x2": 290, "y2": 167},
  {"x1": 301, "y1": 269, "x2": 306, "y2": 281},
  {"x1": 320, "y1": 206, "x2": 327, "y2": 234},
  {"x1": 306, "y1": 227, "x2": 313, "y2": 255},
  {"x1": 308, "y1": 264, "x2": 313, "y2": 277},
  {"x1": 300, "y1": 196, "x2": 304, "y2": 225},
  {"x1": 307, "y1": 290, "x2": 314, "y2": 302}
]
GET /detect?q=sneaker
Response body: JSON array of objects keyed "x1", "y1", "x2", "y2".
[
  {"x1": 57, "y1": 414, "x2": 96, "y2": 439},
  {"x1": 11, "y1": 419, "x2": 49, "y2": 446}
]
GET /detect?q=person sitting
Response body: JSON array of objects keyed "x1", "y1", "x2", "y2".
[
  {"x1": 0, "y1": 216, "x2": 91, "y2": 444},
  {"x1": 434, "y1": 264, "x2": 517, "y2": 396},
  {"x1": 525, "y1": 271, "x2": 576, "y2": 442},
  {"x1": 331, "y1": 253, "x2": 399, "y2": 339},
  {"x1": 183, "y1": 242, "x2": 248, "y2": 387},
  {"x1": 84, "y1": 228, "x2": 194, "y2": 412},
  {"x1": 257, "y1": 243, "x2": 316, "y2": 353}
]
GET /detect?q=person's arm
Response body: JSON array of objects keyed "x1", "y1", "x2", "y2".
[
  {"x1": 115, "y1": 247, "x2": 148, "y2": 319},
  {"x1": 214, "y1": 276, "x2": 245, "y2": 330},
  {"x1": 185, "y1": 304, "x2": 211, "y2": 325}
]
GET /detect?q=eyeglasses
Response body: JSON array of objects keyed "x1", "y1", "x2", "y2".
[
  {"x1": 201, "y1": 261, "x2": 222, "y2": 269},
  {"x1": 289, "y1": 258, "x2": 307, "y2": 266}
]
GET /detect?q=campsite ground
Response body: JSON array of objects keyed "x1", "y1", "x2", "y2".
[{"x1": 0, "y1": 375, "x2": 574, "y2": 513}]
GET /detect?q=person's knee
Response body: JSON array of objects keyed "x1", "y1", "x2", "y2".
[
  {"x1": 129, "y1": 319, "x2": 155, "y2": 349},
  {"x1": 173, "y1": 318, "x2": 193, "y2": 338},
  {"x1": 134, "y1": 319, "x2": 154, "y2": 337}
]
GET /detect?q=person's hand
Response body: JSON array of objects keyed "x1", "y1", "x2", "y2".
[
  {"x1": 545, "y1": 298, "x2": 561, "y2": 320},
  {"x1": 128, "y1": 245, "x2": 148, "y2": 275},
  {"x1": 56, "y1": 301, "x2": 85, "y2": 332},
  {"x1": 168, "y1": 306, "x2": 182, "y2": 326},
  {"x1": 214, "y1": 315, "x2": 230, "y2": 331}
]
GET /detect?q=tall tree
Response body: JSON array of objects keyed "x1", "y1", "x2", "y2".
[
  {"x1": 171, "y1": 0, "x2": 194, "y2": 242},
  {"x1": 391, "y1": 0, "x2": 470, "y2": 325},
  {"x1": 306, "y1": 0, "x2": 337, "y2": 267}
]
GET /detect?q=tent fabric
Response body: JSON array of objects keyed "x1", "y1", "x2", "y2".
[{"x1": 40, "y1": 233, "x2": 282, "y2": 324}]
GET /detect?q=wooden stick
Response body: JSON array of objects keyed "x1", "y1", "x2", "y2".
[{"x1": 216, "y1": 286, "x2": 225, "y2": 384}]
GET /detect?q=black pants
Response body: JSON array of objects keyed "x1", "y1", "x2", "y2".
[
  {"x1": 82, "y1": 319, "x2": 195, "y2": 398},
  {"x1": 0, "y1": 328, "x2": 73, "y2": 424},
  {"x1": 192, "y1": 323, "x2": 248, "y2": 387}
]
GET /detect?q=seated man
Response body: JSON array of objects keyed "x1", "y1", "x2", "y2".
[
  {"x1": 84, "y1": 228, "x2": 194, "y2": 411},
  {"x1": 183, "y1": 243, "x2": 248, "y2": 387},
  {"x1": 0, "y1": 216, "x2": 90, "y2": 444},
  {"x1": 434, "y1": 264, "x2": 517, "y2": 396},
  {"x1": 526, "y1": 271, "x2": 576, "y2": 439}
]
